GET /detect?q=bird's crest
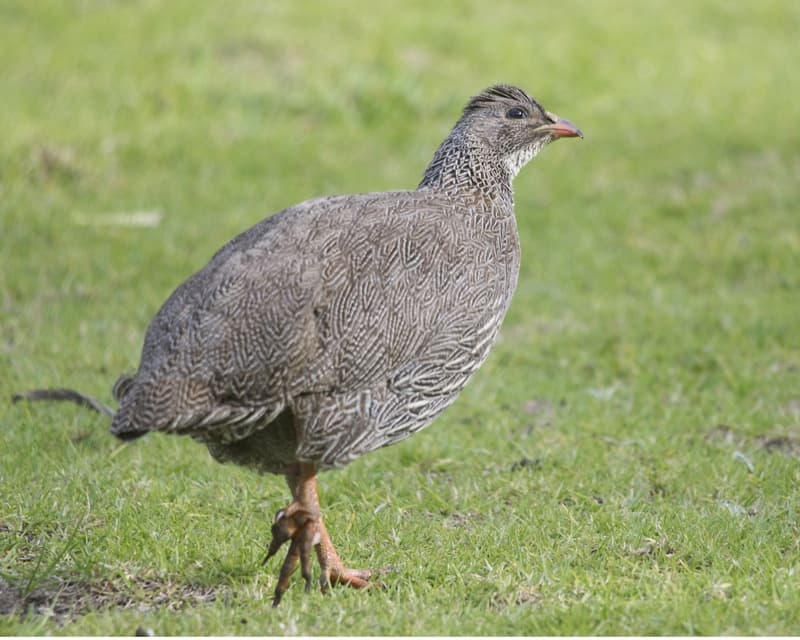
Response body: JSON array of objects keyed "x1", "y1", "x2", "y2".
[{"x1": 463, "y1": 84, "x2": 542, "y2": 115}]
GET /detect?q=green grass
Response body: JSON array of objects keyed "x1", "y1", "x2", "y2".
[{"x1": 1, "y1": 0, "x2": 799, "y2": 634}]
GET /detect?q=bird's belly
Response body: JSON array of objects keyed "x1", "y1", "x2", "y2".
[
  {"x1": 204, "y1": 408, "x2": 299, "y2": 475},
  {"x1": 293, "y1": 287, "x2": 512, "y2": 469}
]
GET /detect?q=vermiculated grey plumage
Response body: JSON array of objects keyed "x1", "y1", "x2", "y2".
[
  {"x1": 14, "y1": 84, "x2": 581, "y2": 604},
  {"x1": 110, "y1": 85, "x2": 581, "y2": 474}
]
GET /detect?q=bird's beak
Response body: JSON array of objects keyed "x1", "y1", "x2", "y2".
[{"x1": 537, "y1": 114, "x2": 583, "y2": 139}]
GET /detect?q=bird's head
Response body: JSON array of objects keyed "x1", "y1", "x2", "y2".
[
  {"x1": 419, "y1": 84, "x2": 582, "y2": 198},
  {"x1": 459, "y1": 84, "x2": 582, "y2": 178}
]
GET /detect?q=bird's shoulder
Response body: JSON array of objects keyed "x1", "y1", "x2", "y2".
[{"x1": 180, "y1": 188, "x2": 498, "y2": 298}]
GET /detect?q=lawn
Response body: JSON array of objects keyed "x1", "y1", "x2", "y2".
[{"x1": 1, "y1": 0, "x2": 799, "y2": 635}]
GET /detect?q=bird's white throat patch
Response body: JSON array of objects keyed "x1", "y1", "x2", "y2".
[{"x1": 505, "y1": 139, "x2": 547, "y2": 179}]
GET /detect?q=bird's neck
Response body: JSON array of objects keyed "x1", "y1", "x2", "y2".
[{"x1": 417, "y1": 129, "x2": 514, "y2": 208}]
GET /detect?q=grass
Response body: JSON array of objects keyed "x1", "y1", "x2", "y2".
[{"x1": 1, "y1": 0, "x2": 799, "y2": 634}]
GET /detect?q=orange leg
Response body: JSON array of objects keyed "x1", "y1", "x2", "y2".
[{"x1": 264, "y1": 463, "x2": 383, "y2": 606}]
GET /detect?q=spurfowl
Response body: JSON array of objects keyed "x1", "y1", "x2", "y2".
[{"x1": 15, "y1": 85, "x2": 581, "y2": 605}]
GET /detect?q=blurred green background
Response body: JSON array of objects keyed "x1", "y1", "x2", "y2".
[{"x1": 1, "y1": 0, "x2": 798, "y2": 635}]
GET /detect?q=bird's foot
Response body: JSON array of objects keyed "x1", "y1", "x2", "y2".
[
  {"x1": 263, "y1": 502, "x2": 319, "y2": 606},
  {"x1": 263, "y1": 502, "x2": 385, "y2": 606}
]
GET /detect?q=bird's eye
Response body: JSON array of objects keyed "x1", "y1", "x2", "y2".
[{"x1": 506, "y1": 107, "x2": 527, "y2": 119}]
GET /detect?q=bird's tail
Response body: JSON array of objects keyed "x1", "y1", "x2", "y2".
[
  {"x1": 13, "y1": 375, "x2": 151, "y2": 442},
  {"x1": 11, "y1": 387, "x2": 116, "y2": 417},
  {"x1": 11, "y1": 373, "x2": 137, "y2": 420}
]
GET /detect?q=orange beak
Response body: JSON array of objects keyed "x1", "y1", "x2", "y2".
[{"x1": 538, "y1": 115, "x2": 583, "y2": 139}]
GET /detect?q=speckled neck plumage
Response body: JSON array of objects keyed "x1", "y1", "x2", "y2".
[{"x1": 417, "y1": 122, "x2": 515, "y2": 207}]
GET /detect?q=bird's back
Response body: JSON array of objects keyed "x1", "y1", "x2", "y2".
[{"x1": 111, "y1": 188, "x2": 520, "y2": 467}]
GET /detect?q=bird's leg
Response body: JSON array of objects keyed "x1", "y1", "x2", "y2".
[{"x1": 264, "y1": 462, "x2": 380, "y2": 606}]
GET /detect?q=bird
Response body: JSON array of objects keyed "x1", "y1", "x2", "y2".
[{"x1": 14, "y1": 84, "x2": 582, "y2": 606}]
